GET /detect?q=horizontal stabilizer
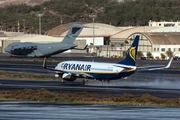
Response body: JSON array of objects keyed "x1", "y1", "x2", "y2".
[{"x1": 73, "y1": 44, "x2": 88, "y2": 50}]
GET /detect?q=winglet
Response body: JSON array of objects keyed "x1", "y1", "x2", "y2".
[
  {"x1": 165, "y1": 57, "x2": 173, "y2": 68},
  {"x1": 147, "y1": 57, "x2": 173, "y2": 71}
]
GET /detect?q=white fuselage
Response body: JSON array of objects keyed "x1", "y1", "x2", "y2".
[{"x1": 55, "y1": 61, "x2": 136, "y2": 75}]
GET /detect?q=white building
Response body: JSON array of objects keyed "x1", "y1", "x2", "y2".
[
  {"x1": 110, "y1": 26, "x2": 180, "y2": 59},
  {"x1": 149, "y1": 20, "x2": 180, "y2": 27}
]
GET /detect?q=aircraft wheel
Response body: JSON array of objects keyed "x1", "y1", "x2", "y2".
[
  {"x1": 102, "y1": 79, "x2": 110, "y2": 83},
  {"x1": 83, "y1": 79, "x2": 88, "y2": 85},
  {"x1": 106, "y1": 80, "x2": 110, "y2": 83},
  {"x1": 123, "y1": 77, "x2": 128, "y2": 80}
]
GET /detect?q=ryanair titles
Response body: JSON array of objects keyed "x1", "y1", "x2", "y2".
[{"x1": 61, "y1": 63, "x2": 91, "y2": 71}]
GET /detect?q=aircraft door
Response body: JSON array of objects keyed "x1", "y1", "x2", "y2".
[{"x1": 47, "y1": 46, "x2": 53, "y2": 54}]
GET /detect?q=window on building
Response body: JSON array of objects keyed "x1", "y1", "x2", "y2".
[
  {"x1": 116, "y1": 42, "x2": 118, "y2": 46},
  {"x1": 104, "y1": 37, "x2": 110, "y2": 45},
  {"x1": 116, "y1": 42, "x2": 120, "y2": 47},
  {"x1": 179, "y1": 48, "x2": 180, "y2": 51},
  {"x1": 157, "y1": 48, "x2": 159, "y2": 51},
  {"x1": 154, "y1": 48, "x2": 156, "y2": 51},
  {"x1": 164, "y1": 23, "x2": 175, "y2": 27},
  {"x1": 161, "y1": 48, "x2": 165, "y2": 51},
  {"x1": 174, "y1": 48, "x2": 176, "y2": 52},
  {"x1": 168, "y1": 48, "x2": 171, "y2": 51},
  {"x1": 111, "y1": 42, "x2": 116, "y2": 46},
  {"x1": 159, "y1": 24, "x2": 161, "y2": 26}
]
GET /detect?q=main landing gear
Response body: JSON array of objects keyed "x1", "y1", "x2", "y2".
[
  {"x1": 83, "y1": 79, "x2": 89, "y2": 85},
  {"x1": 83, "y1": 79, "x2": 111, "y2": 85},
  {"x1": 103, "y1": 80, "x2": 110, "y2": 83}
]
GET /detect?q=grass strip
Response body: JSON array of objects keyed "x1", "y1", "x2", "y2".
[{"x1": 0, "y1": 88, "x2": 180, "y2": 107}]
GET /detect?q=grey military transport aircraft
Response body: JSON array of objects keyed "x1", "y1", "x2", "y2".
[{"x1": 4, "y1": 24, "x2": 87, "y2": 57}]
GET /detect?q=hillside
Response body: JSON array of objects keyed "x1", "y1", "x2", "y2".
[
  {"x1": 0, "y1": 0, "x2": 50, "y2": 7},
  {"x1": 0, "y1": 0, "x2": 180, "y2": 34}
]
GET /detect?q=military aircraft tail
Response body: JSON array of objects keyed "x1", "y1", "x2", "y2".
[
  {"x1": 117, "y1": 35, "x2": 140, "y2": 66},
  {"x1": 61, "y1": 24, "x2": 84, "y2": 43}
]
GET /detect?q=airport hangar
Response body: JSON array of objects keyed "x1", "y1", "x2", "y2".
[{"x1": 1, "y1": 22, "x2": 180, "y2": 58}]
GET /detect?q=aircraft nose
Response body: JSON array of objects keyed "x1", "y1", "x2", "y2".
[{"x1": 4, "y1": 46, "x2": 10, "y2": 53}]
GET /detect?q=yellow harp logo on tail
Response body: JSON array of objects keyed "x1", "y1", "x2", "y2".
[{"x1": 129, "y1": 46, "x2": 136, "y2": 61}]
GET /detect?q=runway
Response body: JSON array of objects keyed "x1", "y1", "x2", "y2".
[
  {"x1": 0, "y1": 53, "x2": 179, "y2": 98},
  {"x1": 0, "y1": 53, "x2": 179, "y2": 74},
  {"x1": 0, "y1": 53, "x2": 180, "y2": 119},
  {"x1": 0, "y1": 78, "x2": 180, "y2": 98},
  {"x1": 0, "y1": 101, "x2": 180, "y2": 120}
]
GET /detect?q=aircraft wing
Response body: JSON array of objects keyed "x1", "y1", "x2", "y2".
[{"x1": 136, "y1": 57, "x2": 173, "y2": 72}]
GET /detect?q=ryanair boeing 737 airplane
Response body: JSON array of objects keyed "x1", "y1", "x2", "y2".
[{"x1": 43, "y1": 35, "x2": 173, "y2": 84}]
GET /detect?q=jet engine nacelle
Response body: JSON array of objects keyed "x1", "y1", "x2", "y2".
[{"x1": 61, "y1": 73, "x2": 76, "y2": 81}]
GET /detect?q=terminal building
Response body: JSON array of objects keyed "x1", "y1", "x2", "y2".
[
  {"x1": 1, "y1": 22, "x2": 180, "y2": 59},
  {"x1": 149, "y1": 20, "x2": 180, "y2": 27}
]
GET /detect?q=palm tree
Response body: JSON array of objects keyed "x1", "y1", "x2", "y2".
[
  {"x1": 161, "y1": 53, "x2": 166, "y2": 60},
  {"x1": 89, "y1": 43, "x2": 94, "y2": 56},
  {"x1": 129, "y1": 38, "x2": 133, "y2": 45},
  {"x1": 137, "y1": 51, "x2": 143, "y2": 59},
  {"x1": 124, "y1": 40, "x2": 129, "y2": 52},
  {"x1": 96, "y1": 46, "x2": 100, "y2": 56},
  {"x1": 106, "y1": 39, "x2": 111, "y2": 57},
  {"x1": 111, "y1": 44, "x2": 114, "y2": 51},
  {"x1": 120, "y1": 43, "x2": 124, "y2": 57},
  {"x1": 165, "y1": 50, "x2": 173, "y2": 59},
  {"x1": 146, "y1": 52, "x2": 152, "y2": 59}
]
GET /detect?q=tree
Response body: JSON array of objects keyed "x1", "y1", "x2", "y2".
[
  {"x1": 106, "y1": 39, "x2": 111, "y2": 57},
  {"x1": 89, "y1": 43, "x2": 94, "y2": 54},
  {"x1": 124, "y1": 40, "x2": 129, "y2": 51},
  {"x1": 96, "y1": 46, "x2": 100, "y2": 56},
  {"x1": 161, "y1": 53, "x2": 166, "y2": 60},
  {"x1": 129, "y1": 37, "x2": 133, "y2": 45},
  {"x1": 2, "y1": 0, "x2": 180, "y2": 33},
  {"x1": 123, "y1": 51, "x2": 127, "y2": 57},
  {"x1": 137, "y1": 51, "x2": 143, "y2": 59},
  {"x1": 146, "y1": 52, "x2": 152, "y2": 59},
  {"x1": 120, "y1": 43, "x2": 124, "y2": 57},
  {"x1": 165, "y1": 50, "x2": 173, "y2": 59},
  {"x1": 111, "y1": 44, "x2": 114, "y2": 50}
]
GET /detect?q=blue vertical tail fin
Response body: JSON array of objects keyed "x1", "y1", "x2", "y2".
[
  {"x1": 117, "y1": 35, "x2": 140, "y2": 66},
  {"x1": 61, "y1": 24, "x2": 84, "y2": 43}
]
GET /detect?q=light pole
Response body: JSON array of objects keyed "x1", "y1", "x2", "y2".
[
  {"x1": 89, "y1": 14, "x2": 97, "y2": 48},
  {"x1": 22, "y1": 19, "x2": 26, "y2": 33},
  {"x1": 36, "y1": 14, "x2": 44, "y2": 35}
]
